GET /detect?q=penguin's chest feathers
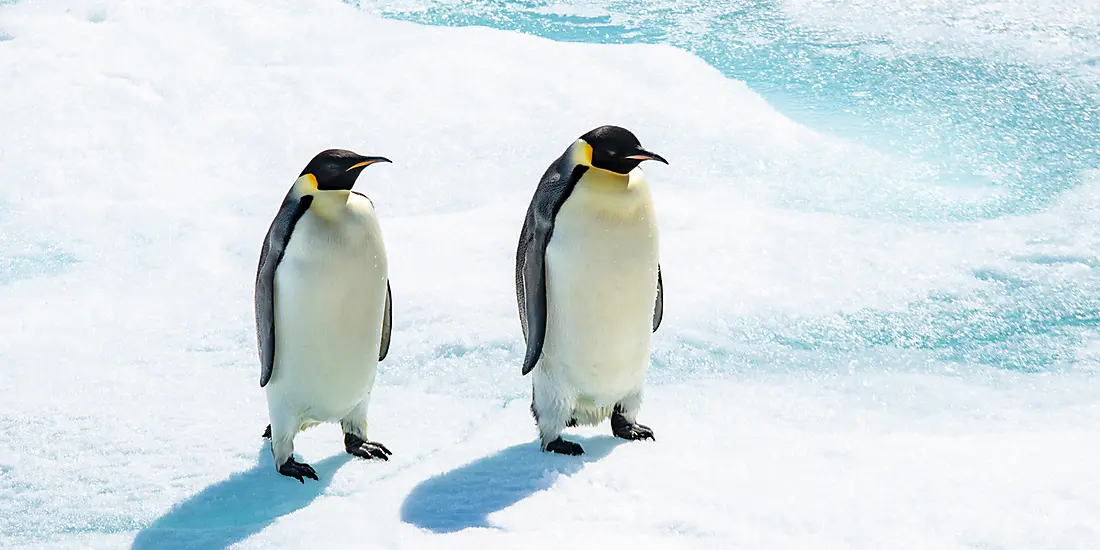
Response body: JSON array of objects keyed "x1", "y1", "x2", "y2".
[
  {"x1": 272, "y1": 193, "x2": 388, "y2": 416},
  {"x1": 544, "y1": 172, "x2": 658, "y2": 398}
]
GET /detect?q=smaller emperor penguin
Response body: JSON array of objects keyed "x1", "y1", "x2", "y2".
[
  {"x1": 516, "y1": 125, "x2": 668, "y2": 455},
  {"x1": 255, "y1": 149, "x2": 394, "y2": 482}
]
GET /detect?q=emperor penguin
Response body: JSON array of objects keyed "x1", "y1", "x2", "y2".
[
  {"x1": 515, "y1": 125, "x2": 668, "y2": 455},
  {"x1": 255, "y1": 149, "x2": 394, "y2": 482}
]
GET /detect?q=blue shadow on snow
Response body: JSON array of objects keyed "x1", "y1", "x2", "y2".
[
  {"x1": 401, "y1": 436, "x2": 624, "y2": 533},
  {"x1": 131, "y1": 445, "x2": 350, "y2": 550}
]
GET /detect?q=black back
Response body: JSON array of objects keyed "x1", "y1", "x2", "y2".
[
  {"x1": 255, "y1": 189, "x2": 313, "y2": 387},
  {"x1": 516, "y1": 151, "x2": 586, "y2": 375}
]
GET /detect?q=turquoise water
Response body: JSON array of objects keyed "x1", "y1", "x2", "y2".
[
  {"x1": 357, "y1": 0, "x2": 1100, "y2": 220},
  {"x1": 353, "y1": 0, "x2": 1100, "y2": 373}
]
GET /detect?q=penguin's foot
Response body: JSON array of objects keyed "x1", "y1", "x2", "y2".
[
  {"x1": 344, "y1": 433, "x2": 392, "y2": 461},
  {"x1": 278, "y1": 458, "x2": 318, "y2": 483},
  {"x1": 611, "y1": 412, "x2": 655, "y2": 441},
  {"x1": 544, "y1": 437, "x2": 584, "y2": 456},
  {"x1": 262, "y1": 424, "x2": 271, "y2": 439}
]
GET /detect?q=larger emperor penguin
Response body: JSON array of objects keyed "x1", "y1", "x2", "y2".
[
  {"x1": 516, "y1": 125, "x2": 668, "y2": 455},
  {"x1": 255, "y1": 149, "x2": 394, "y2": 482}
]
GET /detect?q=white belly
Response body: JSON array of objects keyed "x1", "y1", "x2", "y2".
[
  {"x1": 542, "y1": 169, "x2": 659, "y2": 404},
  {"x1": 268, "y1": 192, "x2": 388, "y2": 422}
]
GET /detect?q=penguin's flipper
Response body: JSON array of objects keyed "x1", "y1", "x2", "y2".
[
  {"x1": 378, "y1": 280, "x2": 392, "y2": 362},
  {"x1": 256, "y1": 192, "x2": 314, "y2": 388},
  {"x1": 519, "y1": 225, "x2": 548, "y2": 376},
  {"x1": 653, "y1": 264, "x2": 664, "y2": 332},
  {"x1": 517, "y1": 159, "x2": 588, "y2": 376}
]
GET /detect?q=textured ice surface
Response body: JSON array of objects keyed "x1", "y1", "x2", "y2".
[{"x1": 0, "y1": 0, "x2": 1097, "y2": 548}]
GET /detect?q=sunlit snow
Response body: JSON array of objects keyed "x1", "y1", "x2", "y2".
[{"x1": 0, "y1": 0, "x2": 1097, "y2": 548}]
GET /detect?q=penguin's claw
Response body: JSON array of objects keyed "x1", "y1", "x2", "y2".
[
  {"x1": 611, "y1": 413, "x2": 655, "y2": 441},
  {"x1": 613, "y1": 423, "x2": 655, "y2": 441},
  {"x1": 544, "y1": 437, "x2": 584, "y2": 455},
  {"x1": 278, "y1": 458, "x2": 318, "y2": 483},
  {"x1": 349, "y1": 442, "x2": 392, "y2": 461},
  {"x1": 344, "y1": 433, "x2": 392, "y2": 461}
]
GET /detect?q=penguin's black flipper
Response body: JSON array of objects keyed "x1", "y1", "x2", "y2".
[
  {"x1": 256, "y1": 192, "x2": 314, "y2": 388},
  {"x1": 378, "y1": 280, "x2": 392, "y2": 362},
  {"x1": 516, "y1": 156, "x2": 587, "y2": 376},
  {"x1": 652, "y1": 264, "x2": 664, "y2": 332},
  {"x1": 519, "y1": 228, "x2": 549, "y2": 376}
]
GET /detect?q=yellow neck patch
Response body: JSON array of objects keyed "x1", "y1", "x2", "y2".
[
  {"x1": 570, "y1": 139, "x2": 594, "y2": 167},
  {"x1": 293, "y1": 173, "x2": 320, "y2": 195}
]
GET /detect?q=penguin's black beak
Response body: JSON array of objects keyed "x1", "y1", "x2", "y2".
[
  {"x1": 624, "y1": 148, "x2": 668, "y2": 165},
  {"x1": 345, "y1": 156, "x2": 393, "y2": 171}
]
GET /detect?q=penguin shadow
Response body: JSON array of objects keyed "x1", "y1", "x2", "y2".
[
  {"x1": 400, "y1": 435, "x2": 625, "y2": 533},
  {"x1": 131, "y1": 445, "x2": 350, "y2": 550}
]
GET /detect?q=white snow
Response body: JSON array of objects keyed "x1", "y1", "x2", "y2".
[{"x1": 0, "y1": 0, "x2": 1098, "y2": 548}]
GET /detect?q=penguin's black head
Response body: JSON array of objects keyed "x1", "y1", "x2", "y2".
[
  {"x1": 579, "y1": 125, "x2": 668, "y2": 175},
  {"x1": 300, "y1": 149, "x2": 391, "y2": 191}
]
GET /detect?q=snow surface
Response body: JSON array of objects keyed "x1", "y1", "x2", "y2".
[{"x1": 0, "y1": 0, "x2": 1098, "y2": 548}]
